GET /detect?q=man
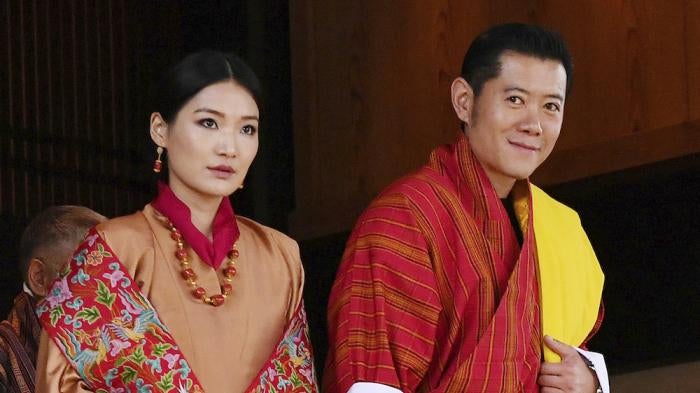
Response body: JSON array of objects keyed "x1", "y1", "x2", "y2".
[
  {"x1": 324, "y1": 23, "x2": 608, "y2": 393},
  {"x1": 0, "y1": 206, "x2": 105, "y2": 393}
]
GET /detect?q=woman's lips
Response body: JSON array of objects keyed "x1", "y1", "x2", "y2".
[{"x1": 208, "y1": 165, "x2": 235, "y2": 178}]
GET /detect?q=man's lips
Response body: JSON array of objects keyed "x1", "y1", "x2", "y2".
[{"x1": 508, "y1": 140, "x2": 541, "y2": 151}]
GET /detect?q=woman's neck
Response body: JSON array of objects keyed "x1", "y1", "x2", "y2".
[{"x1": 169, "y1": 187, "x2": 222, "y2": 240}]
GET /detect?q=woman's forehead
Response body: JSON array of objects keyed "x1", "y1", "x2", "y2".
[{"x1": 183, "y1": 81, "x2": 259, "y2": 116}]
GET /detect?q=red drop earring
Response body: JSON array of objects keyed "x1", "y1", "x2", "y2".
[{"x1": 153, "y1": 146, "x2": 164, "y2": 173}]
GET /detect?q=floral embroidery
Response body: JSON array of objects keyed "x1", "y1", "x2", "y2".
[
  {"x1": 47, "y1": 277, "x2": 73, "y2": 309},
  {"x1": 103, "y1": 268, "x2": 126, "y2": 288},
  {"x1": 38, "y1": 227, "x2": 318, "y2": 393},
  {"x1": 86, "y1": 233, "x2": 99, "y2": 246},
  {"x1": 37, "y1": 228, "x2": 205, "y2": 392},
  {"x1": 86, "y1": 250, "x2": 104, "y2": 266},
  {"x1": 246, "y1": 305, "x2": 318, "y2": 393}
]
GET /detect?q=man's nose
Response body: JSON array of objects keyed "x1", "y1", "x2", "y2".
[{"x1": 518, "y1": 109, "x2": 543, "y2": 135}]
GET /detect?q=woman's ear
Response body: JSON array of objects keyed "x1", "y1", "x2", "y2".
[
  {"x1": 451, "y1": 77, "x2": 475, "y2": 127},
  {"x1": 150, "y1": 112, "x2": 168, "y2": 147}
]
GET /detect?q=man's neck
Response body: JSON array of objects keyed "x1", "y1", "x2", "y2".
[{"x1": 488, "y1": 173, "x2": 516, "y2": 198}]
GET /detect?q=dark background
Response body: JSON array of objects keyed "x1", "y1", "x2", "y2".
[{"x1": 1, "y1": 0, "x2": 698, "y2": 381}]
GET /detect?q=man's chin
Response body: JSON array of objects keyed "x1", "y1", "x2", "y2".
[{"x1": 505, "y1": 169, "x2": 535, "y2": 181}]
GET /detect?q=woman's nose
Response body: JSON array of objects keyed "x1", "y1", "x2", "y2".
[{"x1": 217, "y1": 134, "x2": 238, "y2": 157}]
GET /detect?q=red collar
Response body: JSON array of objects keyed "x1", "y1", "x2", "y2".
[
  {"x1": 151, "y1": 182, "x2": 239, "y2": 269},
  {"x1": 427, "y1": 133, "x2": 525, "y2": 249}
]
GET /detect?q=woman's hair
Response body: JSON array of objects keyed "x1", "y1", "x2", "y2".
[{"x1": 154, "y1": 50, "x2": 262, "y2": 123}]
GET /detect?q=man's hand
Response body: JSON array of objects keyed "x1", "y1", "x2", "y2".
[{"x1": 538, "y1": 335, "x2": 598, "y2": 393}]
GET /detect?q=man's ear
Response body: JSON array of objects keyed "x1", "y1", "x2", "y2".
[
  {"x1": 150, "y1": 112, "x2": 168, "y2": 148},
  {"x1": 27, "y1": 258, "x2": 48, "y2": 297},
  {"x1": 451, "y1": 77, "x2": 475, "y2": 127}
]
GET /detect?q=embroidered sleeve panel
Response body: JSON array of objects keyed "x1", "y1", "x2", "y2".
[
  {"x1": 244, "y1": 303, "x2": 318, "y2": 393},
  {"x1": 36, "y1": 228, "x2": 205, "y2": 393}
]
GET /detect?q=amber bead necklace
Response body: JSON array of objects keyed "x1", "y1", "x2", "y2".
[{"x1": 166, "y1": 220, "x2": 238, "y2": 307}]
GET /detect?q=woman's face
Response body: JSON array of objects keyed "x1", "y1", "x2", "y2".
[{"x1": 151, "y1": 80, "x2": 259, "y2": 205}]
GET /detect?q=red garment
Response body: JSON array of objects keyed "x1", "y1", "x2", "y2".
[
  {"x1": 151, "y1": 182, "x2": 239, "y2": 268},
  {"x1": 0, "y1": 292, "x2": 40, "y2": 393},
  {"x1": 325, "y1": 135, "x2": 553, "y2": 392}
]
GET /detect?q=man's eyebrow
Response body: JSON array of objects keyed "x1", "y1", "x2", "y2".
[
  {"x1": 545, "y1": 93, "x2": 564, "y2": 102},
  {"x1": 504, "y1": 86, "x2": 529, "y2": 95},
  {"x1": 504, "y1": 86, "x2": 563, "y2": 102}
]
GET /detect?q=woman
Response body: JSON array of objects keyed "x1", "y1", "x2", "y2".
[{"x1": 35, "y1": 51, "x2": 317, "y2": 393}]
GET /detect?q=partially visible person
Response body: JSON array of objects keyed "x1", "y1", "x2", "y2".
[
  {"x1": 35, "y1": 51, "x2": 318, "y2": 393},
  {"x1": 324, "y1": 23, "x2": 607, "y2": 393},
  {"x1": 0, "y1": 206, "x2": 106, "y2": 393}
]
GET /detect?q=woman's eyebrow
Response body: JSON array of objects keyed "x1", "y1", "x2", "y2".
[{"x1": 193, "y1": 107, "x2": 225, "y2": 117}]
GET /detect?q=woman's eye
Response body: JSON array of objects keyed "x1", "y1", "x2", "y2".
[
  {"x1": 507, "y1": 96, "x2": 524, "y2": 105},
  {"x1": 545, "y1": 103, "x2": 561, "y2": 112},
  {"x1": 200, "y1": 118, "x2": 218, "y2": 129},
  {"x1": 241, "y1": 125, "x2": 257, "y2": 135}
]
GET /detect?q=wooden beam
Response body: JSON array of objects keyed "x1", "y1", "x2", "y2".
[{"x1": 533, "y1": 120, "x2": 700, "y2": 186}]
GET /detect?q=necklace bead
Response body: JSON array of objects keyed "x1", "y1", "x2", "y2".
[{"x1": 167, "y1": 221, "x2": 238, "y2": 306}]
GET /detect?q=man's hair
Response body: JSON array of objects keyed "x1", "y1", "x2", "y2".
[
  {"x1": 461, "y1": 23, "x2": 573, "y2": 96},
  {"x1": 18, "y1": 206, "x2": 106, "y2": 279}
]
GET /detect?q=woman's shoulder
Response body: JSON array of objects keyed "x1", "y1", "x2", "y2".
[
  {"x1": 93, "y1": 210, "x2": 155, "y2": 256},
  {"x1": 235, "y1": 216, "x2": 300, "y2": 260},
  {"x1": 96, "y1": 211, "x2": 151, "y2": 237},
  {"x1": 236, "y1": 216, "x2": 305, "y2": 310}
]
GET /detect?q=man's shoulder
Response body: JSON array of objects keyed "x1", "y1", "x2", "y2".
[
  {"x1": 371, "y1": 165, "x2": 453, "y2": 208},
  {"x1": 3, "y1": 292, "x2": 37, "y2": 331},
  {"x1": 0, "y1": 292, "x2": 37, "y2": 355},
  {"x1": 530, "y1": 184, "x2": 581, "y2": 223},
  {"x1": 0, "y1": 299, "x2": 38, "y2": 393},
  {"x1": 353, "y1": 165, "x2": 458, "y2": 235}
]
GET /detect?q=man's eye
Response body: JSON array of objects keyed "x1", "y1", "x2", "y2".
[
  {"x1": 507, "y1": 96, "x2": 524, "y2": 104},
  {"x1": 200, "y1": 119, "x2": 218, "y2": 129},
  {"x1": 545, "y1": 103, "x2": 561, "y2": 112}
]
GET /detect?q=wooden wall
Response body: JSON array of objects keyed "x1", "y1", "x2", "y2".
[
  {"x1": 0, "y1": 0, "x2": 182, "y2": 314},
  {"x1": 0, "y1": 0, "x2": 295, "y2": 315},
  {"x1": 289, "y1": 0, "x2": 700, "y2": 239},
  {"x1": 0, "y1": 0, "x2": 181, "y2": 223}
]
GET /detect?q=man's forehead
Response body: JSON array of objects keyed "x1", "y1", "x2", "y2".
[{"x1": 494, "y1": 52, "x2": 567, "y2": 95}]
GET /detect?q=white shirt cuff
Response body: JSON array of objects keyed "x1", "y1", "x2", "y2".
[
  {"x1": 347, "y1": 382, "x2": 403, "y2": 393},
  {"x1": 575, "y1": 348, "x2": 610, "y2": 393},
  {"x1": 23, "y1": 282, "x2": 35, "y2": 297},
  {"x1": 345, "y1": 350, "x2": 609, "y2": 393}
]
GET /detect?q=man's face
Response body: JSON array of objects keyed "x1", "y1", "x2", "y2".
[{"x1": 465, "y1": 51, "x2": 566, "y2": 194}]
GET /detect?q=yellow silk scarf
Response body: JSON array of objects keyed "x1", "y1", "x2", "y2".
[{"x1": 514, "y1": 183, "x2": 604, "y2": 362}]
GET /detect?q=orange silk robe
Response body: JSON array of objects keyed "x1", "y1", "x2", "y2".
[{"x1": 36, "y1": 205, "x2": 306, "y2": 393}]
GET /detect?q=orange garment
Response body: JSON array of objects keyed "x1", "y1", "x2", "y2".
[{"x1": 36, "y1": 205, "x2": 306, "y2": 393}]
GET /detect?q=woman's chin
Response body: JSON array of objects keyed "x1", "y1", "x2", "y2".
[{"x1": 192, "y1": 185, "x2": 239, "y2": 200}]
